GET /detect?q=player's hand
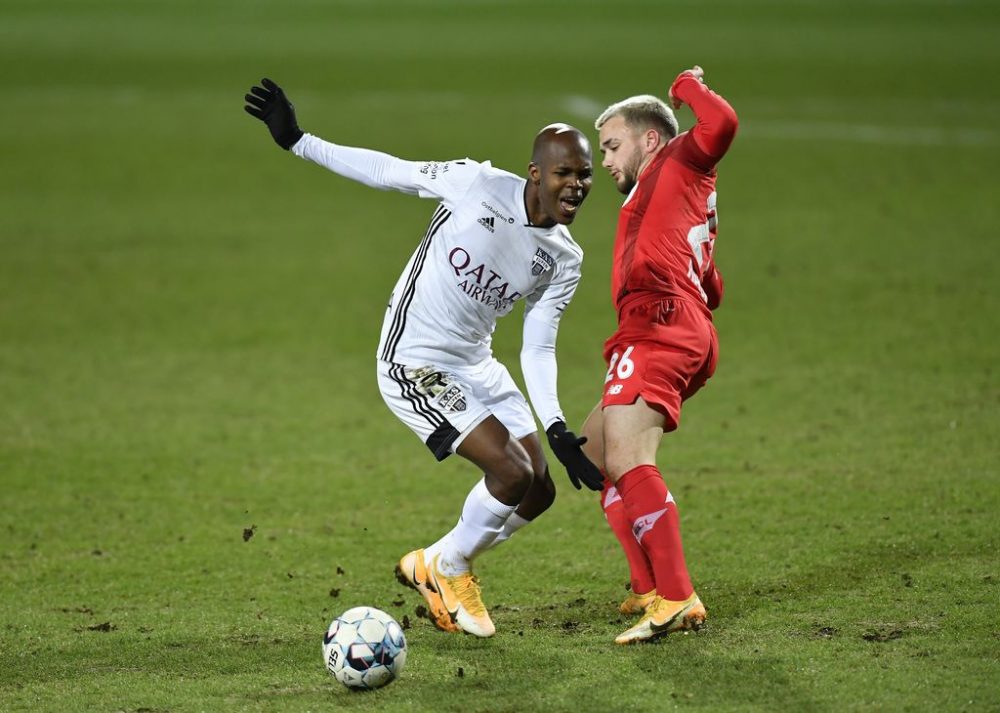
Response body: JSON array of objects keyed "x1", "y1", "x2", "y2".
[
  {"x1": 546, "y1": 421, "x2": 603, "y2": 491},
  {"x1": 244, "y1": 78, "x2": 304, "y2": 150},
  {"x1": 668, "y1": 65, "x2": 705, "y2": 110}
]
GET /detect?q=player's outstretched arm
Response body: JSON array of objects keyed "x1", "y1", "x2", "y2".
[
  {"x1": 244, "y1": 78, "x2": 304, "y2": 150},
  {"x1": 244, "y1": 78, "x2": 481, "y2": 200},
  {"x1": 668, "y1": 66, "x2": 738, "y2": 163}
]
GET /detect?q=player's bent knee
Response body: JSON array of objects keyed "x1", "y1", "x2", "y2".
[
  {"x1": 482, "y1": 448, "x2": 534, "y2": 504},
  {"x1": 603, "y1": 455, "x2": 642, "y2": 484},
  {"x1": 507, "y1": 440, "x2": 536, "y2": 482},
  {"x1": 503, "y1": 459, "x2": 534, "y2": 493},
  {"x1": 534, "y1": 468, "x2": 556, "y2": 511}
]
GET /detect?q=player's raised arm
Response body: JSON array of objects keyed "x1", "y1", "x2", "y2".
[
  {"x1": 668, "y1": 66, "x2": 739, "y2": 166},
  {"x1": 244, "y1": 77, "x2": 480, "y2": 198}
]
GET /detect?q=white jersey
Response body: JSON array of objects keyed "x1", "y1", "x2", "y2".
[{"x1": 291, "y1": 134, "x2": 584, "y2": 428}]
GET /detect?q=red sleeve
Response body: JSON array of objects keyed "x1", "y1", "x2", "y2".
[
  {"x1": 700, "y1": 259, "x2": 724, "y2": 311},
  {"x1": 670, "y1": 74, "x2": 738, "y2": 168}
]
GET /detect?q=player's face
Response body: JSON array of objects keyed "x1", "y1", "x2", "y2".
[
  {"x1": 535, "y1": 136, "x2": 594, "y2": 226},
  {"x1": 599, "y1": 115, "x2": 644, "y2": 195}
]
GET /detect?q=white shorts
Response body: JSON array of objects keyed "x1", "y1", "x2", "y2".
[{"x1": 376, "y1": 358, "x2": 537, "y2": 461}]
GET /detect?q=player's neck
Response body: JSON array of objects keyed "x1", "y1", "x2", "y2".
[
  {"x1": 522, "y1": 182, "x2": 555, "y2": 228},
  {"x1": 637, "y1": 143, "x2": 667, "y2": 181}
]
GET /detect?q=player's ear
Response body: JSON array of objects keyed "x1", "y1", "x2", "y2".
[
  {"x1": 643, "y1": 128, "x2": 661, "y2": 153},
  {"x1": 528, "y1": 162, "x2": 541, "y2": 185}
]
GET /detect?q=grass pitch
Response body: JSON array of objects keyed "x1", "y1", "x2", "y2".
[{"x1": 2, "y1": 1, "x2": 998, "y2": 711}]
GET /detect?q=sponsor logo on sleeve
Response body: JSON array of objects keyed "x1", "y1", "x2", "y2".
[{"x1": 418, "y1": 161, "x2": 451, "y2": 180}]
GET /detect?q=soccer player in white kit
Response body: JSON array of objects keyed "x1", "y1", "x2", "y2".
[{"x1": 245, "y1": 78, "x2": 603, "y2": 637}]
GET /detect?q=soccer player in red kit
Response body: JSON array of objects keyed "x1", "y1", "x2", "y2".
[{"x1": 577, "y1": 66, "x2": 738, "y2": 644}]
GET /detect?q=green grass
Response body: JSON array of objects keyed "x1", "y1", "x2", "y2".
[{"x1": 2, "y1": 0, "x2": 999, "y2": 710}]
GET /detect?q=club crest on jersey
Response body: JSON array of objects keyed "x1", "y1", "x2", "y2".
[{"x1": 531, "y1": 248, "x2": 555, "y2": 276}]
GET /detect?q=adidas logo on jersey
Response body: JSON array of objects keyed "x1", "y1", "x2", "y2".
[{"x1": 477, "y1": 216, "x2": 495, "y2": 233}]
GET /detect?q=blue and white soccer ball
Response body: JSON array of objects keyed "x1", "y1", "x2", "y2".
[{"x1": 322, "y1": 606, "x2": 407, "y2": 690}]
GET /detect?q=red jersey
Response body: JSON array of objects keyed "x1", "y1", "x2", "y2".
[{"x1": 610, "y1": 75, "x2": 738, "y2": 320}]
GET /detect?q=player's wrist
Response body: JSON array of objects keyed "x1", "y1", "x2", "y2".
[
  {"x1": 669, "y1": 72, "x2": 702, "y2": 103},
  {"x1": 278, "y1": 128, "x2": 304, "y2": 150},
  {"x1": 545, "y1": 420, "x2": 567, "y2": 438}
]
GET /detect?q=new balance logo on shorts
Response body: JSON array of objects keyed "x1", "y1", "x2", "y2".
[{"x1": 478, "y1": 216, "x2": 495, "y2": 232}]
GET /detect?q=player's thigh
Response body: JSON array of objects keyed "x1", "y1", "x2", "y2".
[
  {"x1": 603, "y1": 305, "x2": 713, "y2": 432},
  {"x1": 456, "y1": 416, "x2": 533, "y2": 485},
  {"x1": 602, "y1": 397, "x2": 666, "y2": 481},
  {"x1": 376, "y1": 361, "x2": 492, "y2": 462},
  {"x1": 514, "y1": 431, "x2": 544, "y2": 474},
  {"x1": 465, "y1": 359, "x2": 538, "y2": 442},
  {"x1": 602, "y1": 340, "x2": 687, "y2": 431},
  {"x1": 579, "y1": 401, "x2": 606, "y2": 472},
  {"x1": 456, "y1": 359, "x2": 537, "y2": 476}
]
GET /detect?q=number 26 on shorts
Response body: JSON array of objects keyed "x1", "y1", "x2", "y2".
[{"x1": 605, "y1": 346, "x2": 636, "y2": 383}]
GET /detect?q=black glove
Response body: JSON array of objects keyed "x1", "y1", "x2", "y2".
[
  {"x1": 244, "y1": 78, "x2": 304, "y2": 150},
  {"x1": 546, "y1": 421, "x2": 603, "y2": 491}
]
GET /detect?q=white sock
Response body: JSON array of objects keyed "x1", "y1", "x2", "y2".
[
  {"x1": 425, "y1": 509, "x2": 531, "y2": 569},
  {"x1": 425, "y1": 479, "x2": 516, "y2": 577},
  {"x1": 491, "y1": 512, "x2": 531, "y2": 547}
]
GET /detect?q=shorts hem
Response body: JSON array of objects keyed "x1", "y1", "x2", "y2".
[
  {"x1": 602, "y1": 392, "x2": 680, "y2": 432},
  {"x1": 449, "y1": 410, "x2": 493, "y2": 454}
]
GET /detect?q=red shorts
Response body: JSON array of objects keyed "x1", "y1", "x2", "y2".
[{"x1": 602, "y1": 297, "x2": 718, "y2": 432}]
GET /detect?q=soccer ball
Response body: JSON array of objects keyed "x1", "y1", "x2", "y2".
[{"x1": 322, "y1": 606, "x2": 407, "y2": 690}]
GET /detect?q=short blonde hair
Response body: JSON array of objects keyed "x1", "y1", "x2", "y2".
[{"x1": 595, "y1": 94, "x2": 679, "y2": 141}]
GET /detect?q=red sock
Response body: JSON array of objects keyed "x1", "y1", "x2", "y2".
[
  {"x1": 617, "y1": 464, "x2": 693, "y2": 601},
  {"x1": 601, "y1": 475, "x2": 656, "y2": 595}
]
